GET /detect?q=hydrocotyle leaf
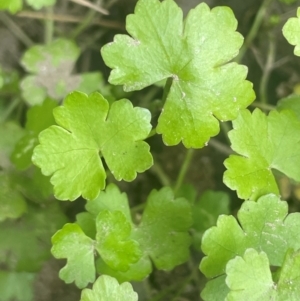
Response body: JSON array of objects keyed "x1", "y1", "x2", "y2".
[
  {"x1": 80, "y1": 275, "x2": 138, "y2": 301},
  {"x1": 51, "y1": 223, "x2": 96, "y2": 288},
  {"x1": 25, "y1": 0, "x2": 56, "y2": 10},
  {"x1": 224, "y1": 109, "x2": 300, "y2": 200},
  {"x1": 282, "y1": 8, "x2": 300, "y2": 56},
  {"x1": 0, "y1": 0, "x2": 22, "y2": 13},
  {"x1": 32, "y1": 91, "x2": 153, "y2": 201},
  {"x1": 225, "y1": 249, "x2": 276, "y2": 301},
  {"x1": 200, "y1": 194, "x2": 300, "y2": 279},
  {"x1": 101, "y1": 0, "x2": 255, "y2": 148}
]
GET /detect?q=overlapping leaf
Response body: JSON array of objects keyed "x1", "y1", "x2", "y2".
[
  {"x1": 21, "y1": 39, "x2": 111, "y2": 105},
  {"x1": 225, "y1": 248, "x2": 300, "y2": 301},
  {"x1": 32, "y1": 91, "x2": 153, "y2": 201},
  {"x1": 224, "y1": 109, "x2": 300, "y2": 200},
  {"x1": 80, "y1": 275, "x2": 138, "y2": 301},
  {"x1": 101, "y1": 0, "x2": 255, "y2": 148},
  {"x1": 54, "y1": 184, "x2": 192, "y2": 284},
  {"x1": 283, "y1": 8, "x2": 300, "y2": 56},
  {"x1": 11, "y1": 98, "x2": 57, "y2": 169},
  {"x1": 51, "y1": 223, "x2": 96, "y2": 288},
  {"x1": 0, "y1": 0, "x2": 55, "y2": 13},
  {"x1": 200, "y1": 194, "x2": 300, "y2": 300}
]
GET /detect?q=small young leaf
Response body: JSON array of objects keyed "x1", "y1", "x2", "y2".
[
  {"x1": 225, "y1": 249, "x2": 276, "y2": 301},
  {"x1": 224, "y1": 109, "x2": 300, "y2": 200},
  {"x1": 32, "y1": 91, "x2": 153, "y2": 201},
  {"x1": 11, "y1": 98, "x2": 57, "y2": 170},
  {"x1": 101, "y1": 0, "x2": 255, "y2": 148},
  {"x1": 80, "y1": 275, "x2": 138, "y2": 301},
  {"x1": 200, "y1": 194, "x2": 300, "y2": 278},
  {"x1": 95, "y1": 210, "x2": 142, "y2": 271},
  {"x1": 283, "y1": 8, "x2": 300, "y2": 56},
  {"x1": 51, "y1": 223, "x2": 96, "y2": 288},
  {"x1": 0, "y1": 271, "x2": 35, "y2": 301}
]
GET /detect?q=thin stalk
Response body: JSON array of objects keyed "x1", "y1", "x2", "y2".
[
  {"x1": 259, "y1": 34, "x2": 275, "y2": 105},
  {"x1": 162, "y1": 77, "x2": 172, "y2": 105},
  {"x1": 174, "y1": 149, "x2": 194, "y2": 194},
  {"x1": 250, "y1": 101, "x2": 275, "y2": 111},
  {"x1": 147, "y1": 128, "x2": 157, "y2": 139},
  {"x1": 44, "y1": 6, "x2": 54, "y2": 44},
  {"x1": 150, "y1": 162, "x2": 171, "y2": 187},
  {"x1": 69, "y1": 0, "x2": 102, "y2": 39},
  {"x1": 220, "y1": 121, "x2": 231, "y2": 144},
  {"x1": 0, "y1": 98, "x2": 22, "y2": 123},
  {"x1": 208, "y1": 138, "x2": 233, "y2": 156},
  {"x1": 0, "y1": 13, "x2": 33, "y2": 47},
  {"x1": 236, "y1": 0, "x2": 273, "y2": 63}
]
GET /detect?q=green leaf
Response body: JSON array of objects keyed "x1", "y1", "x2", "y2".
[
  {"x1": 0, "y1": 122, "x2": 25, "y2": 170},
  {"x1": 0, "y1": 0, "x2": 22, "y2": 13},
  {"x1": 33, "y1": 91, "x2": 153, "y2": 201},
  {"x1": 225, "y1": 249, "x2": 276, "y2": 301},
  {"x1": 0, "y1": 271, "x2": 35, "y2": 301},
  {"x1": 223, "y1": 109, "x2": 300, "y2": 200},
  {"x1": 192, "y1": 190, "x2": 230, "y2": 250},
  {"x1": 25, "y1": 0, "x2": 56, "y2": 10},
  {"x1": 201, "y1": 275, "x2": 229, "y2": 301},
  {"x1": 51, "y1": 223, "x2": 96, "y2": 288},
  {"x1": 101, "y1": 0, "x2": 255, "y2": 148},
  {"x1": 80, "y1": 275, "x2": 138, "y2": 301},
  {"x1": 283, "y1": 8, "x2": 300, "y2": 56},
  {"x1": 277, "y1": 95, "x2": 300, "y2": 121},
  {"x1": 225, "y1": 248, "x2": 300, "y2": 300},
  {"x1": 76, "y1": 212, "x2": 97, "y2": 239},
  {"x1": 95, "y1": 210, "x2": 142, "y2": 271},
  {"x1": 11, "y1": 98, "x2": 57, "y2": 170},
  {"x1": 0, "y1": 173, "x2": 27, "y2": 221},
  {"x1": 0, "y1": 202, "x2": 67, "y2": 272},
  {"x1": 134, "y1": 187, "x2": 193, "y2": 270},
  {"x1": 200, "y1": 194, "x2": 300, "y2": 280}
]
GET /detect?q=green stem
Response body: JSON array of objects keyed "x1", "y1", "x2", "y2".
[
  {"x1": 44, "y1": 6, "x2": 54, "y2": 44},
  {"x1": 69, "y1": 0, "x2": 101, "y2": 39},
  {"x1": 150, "y1": 162, "x2": 171, "y2": 187},
  {"x1": 0, "y1": 98, "x2": 22, "y2": 123},
  {"x1": 220, "y1": 121, "x2": 231, "y2": 144},
  {"x1": 236, "y1": 0, "x2": 273, "y2": 63},
  {"x1": 250, "y1": 101, "x2": 275, "y2": 111},
  {"x1": 162, "y1": 77, "x2": 172, "y2": 104},
  {"x1": 0, "y1": 12, "x2": 33, "y2": 47},
  {"x1": 259, "y1": 34, "x2": 275, "y2": 105},
  {"x1": 174, "y1": 149, "x2": 194, "y2": 194},
  {"x1": 147, "y1": 127, "x2": 157, "y2": 139},
  {"x1": 209, "y1": 138, "x2": 233, "y2": 156}
]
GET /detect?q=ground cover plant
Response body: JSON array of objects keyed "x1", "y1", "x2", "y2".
[{"x1": 1, "y1": 0, "x2": 300, "y2": 300}]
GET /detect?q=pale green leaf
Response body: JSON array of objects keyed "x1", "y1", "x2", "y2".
[
  {"x1": 200, "y1": 194, "x2": 300, "y2": 278},
  {"x1": 224, "y1": 109, "x2": 300, "y2": 200},
  {"x1": 225, "y1": 249, "x2": 276, "y2": 301},
  {"x1": 101, "y1": 0, "x2": 255, "y2": 148},
  {"x1": 80, "y1": 275, "x2": 138, "y2": 301},
  {"x1": 283, "y1": 8, "x2": 300, "y2": 56},
  {"x1": 95, "y1": 210, "x2": 142, "y2": 271},
  {"x1": 51, "y1": 223, "x2": 96, "y2": 288},
  {"x1": 32, "y1": 91, "x2": 153, "y2": 201}
]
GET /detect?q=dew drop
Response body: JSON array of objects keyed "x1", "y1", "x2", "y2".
[
  {"x1": 233, "y1": 97, "x2": 237, "y2": 102},
  {"x1": 204, "y1": 141, "x2": 208, "y2": 146}
]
